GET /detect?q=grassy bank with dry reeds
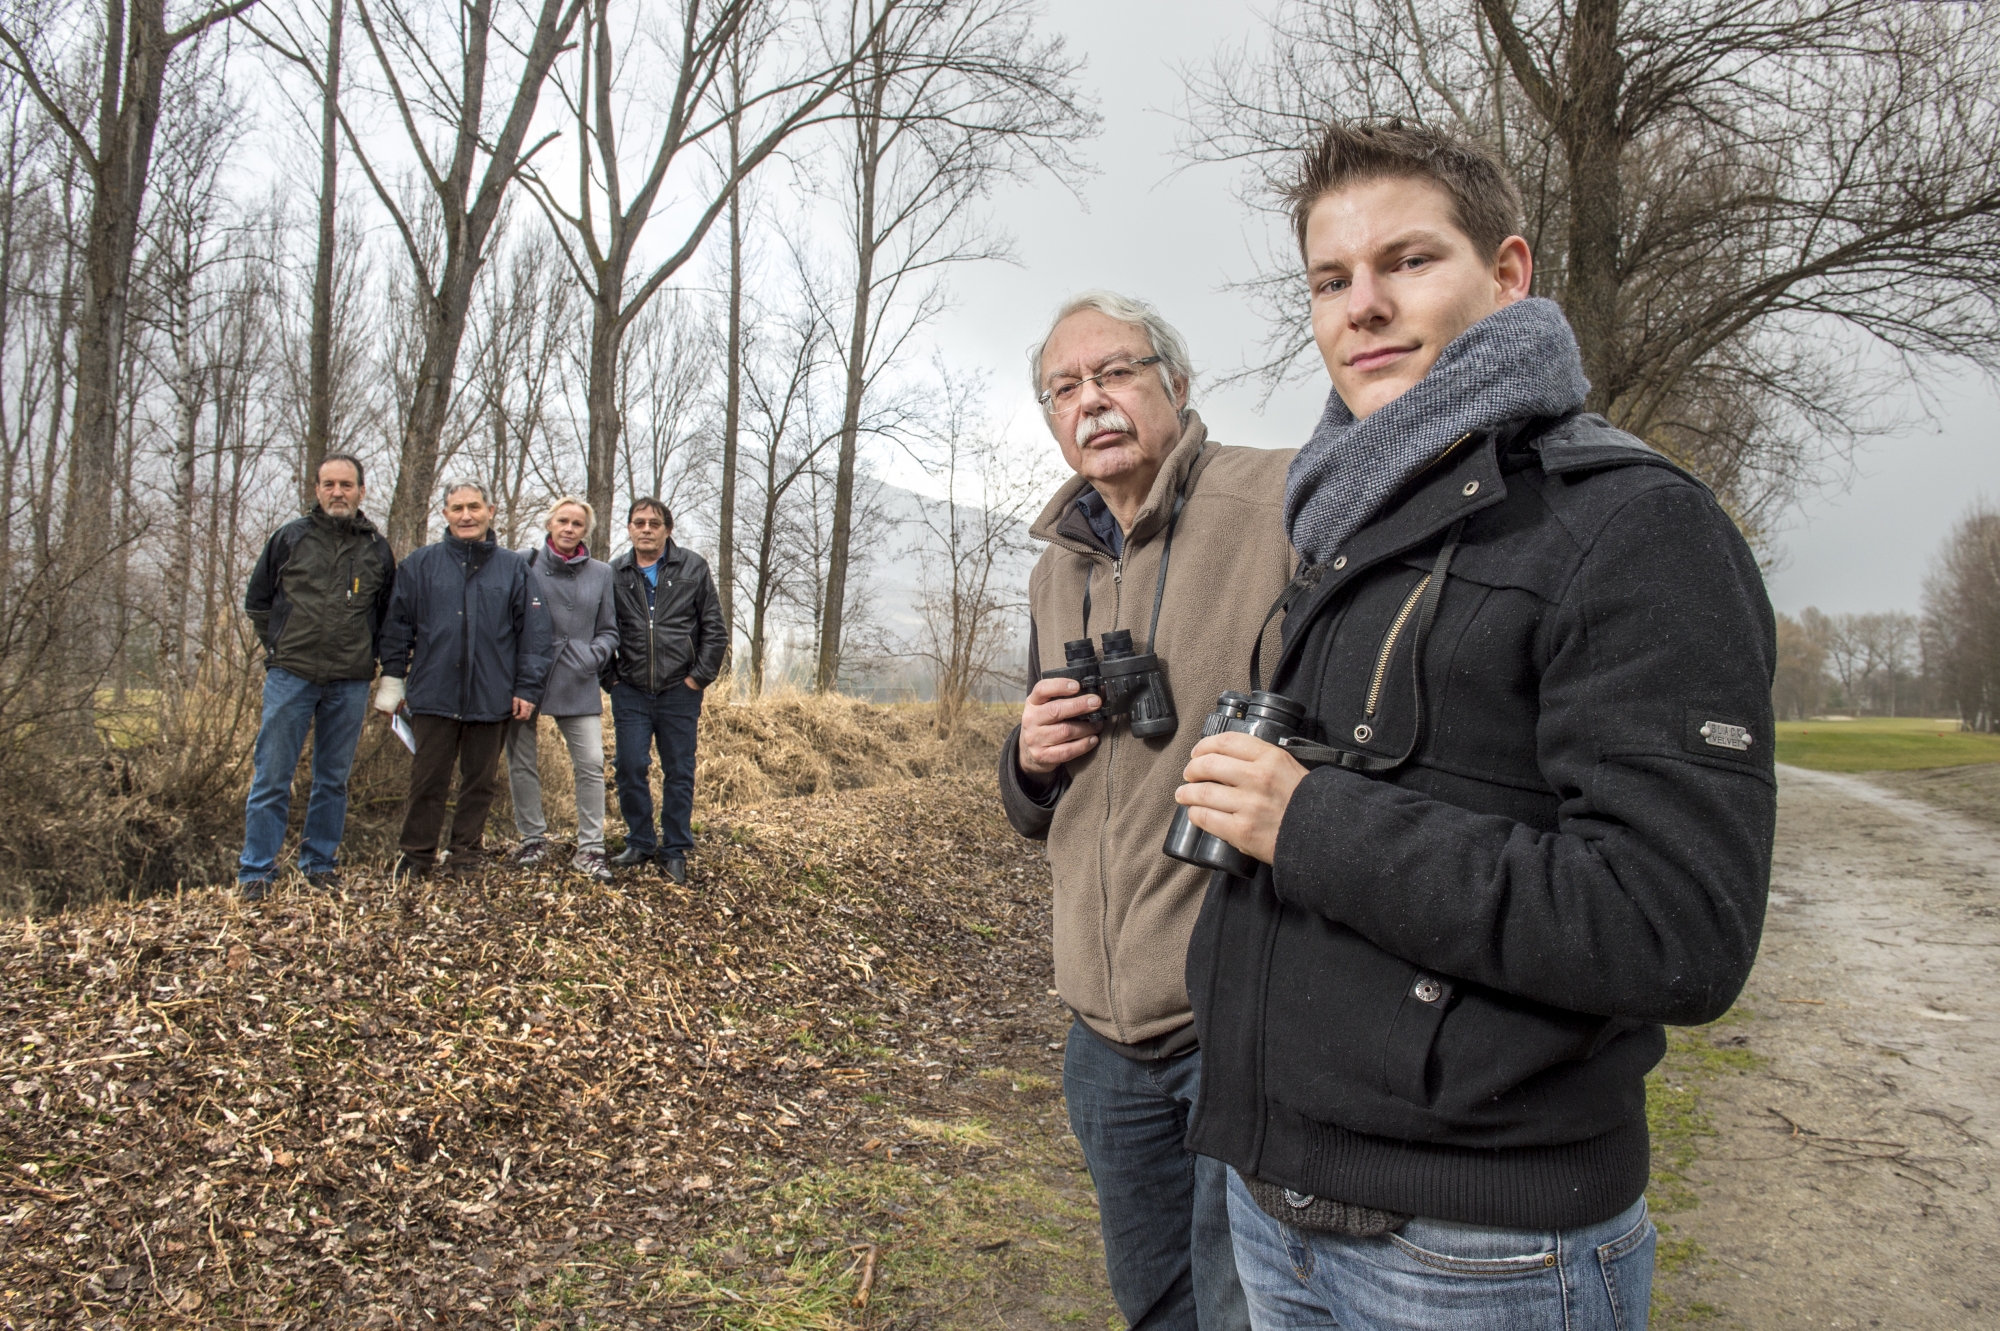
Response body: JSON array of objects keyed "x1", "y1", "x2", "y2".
[{"x1": 0, "y1": 684, "x2": 1018, "y2": 916}]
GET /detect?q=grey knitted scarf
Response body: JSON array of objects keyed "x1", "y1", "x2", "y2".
[{"x1": 1284, "y1": 297, "x2": 1590, "y2": 566}]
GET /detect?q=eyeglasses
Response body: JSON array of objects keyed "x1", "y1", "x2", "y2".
[
  {"x1": 1037, "y1": 356, "x2": 1163, "y2": 413},
  {"x1": 629, "y1": 518, "x2": 667, "y2": 530}
]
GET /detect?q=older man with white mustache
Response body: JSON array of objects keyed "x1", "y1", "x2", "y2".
[{"x1": 997, "y1": 292, "x2": 1295, "y2": 1331}]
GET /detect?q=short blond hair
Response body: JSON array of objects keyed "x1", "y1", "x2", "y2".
[{"x1": 543, "y1": 495, "x2": 595, "y2": 538}]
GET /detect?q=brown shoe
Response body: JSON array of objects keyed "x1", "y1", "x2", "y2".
[{"x1": 442, "y1": 850, "x2": 488, "y2": 879}]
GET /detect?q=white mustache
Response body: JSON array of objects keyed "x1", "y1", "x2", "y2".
[{"x1": 1075, "y1": 408, "x2": 1133, "y2": 448}]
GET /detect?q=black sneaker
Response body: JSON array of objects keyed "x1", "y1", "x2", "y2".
[
  {"x1": 609, "y1": 845, "x2": 654, "y2": 868},
  {"x1": 240, "y1": 879, "x2": 273, "y2": 903},
  {"x1": 571, "y1": 850, "x2": 614, "y2": 883},
  {"x1": 390, "y1": 854, "x2": 432, "y2": 883},
  {"x1": 303, "y1": 869, "x2": 342, "y2": 893},
  {"x1": 510, "y1": 839, "x2": 552, "y2": 867},
  {"x1": 660, "y1": 856, "x2": 688, "y2": 885}
]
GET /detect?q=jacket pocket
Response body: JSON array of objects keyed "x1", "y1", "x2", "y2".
[{"x1": 1380, "y1": 971, "x2": 1454, "y2": 1104}]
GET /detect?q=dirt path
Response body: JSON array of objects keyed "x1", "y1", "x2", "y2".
[{"x1": 1660, "y1": 765, "x2": 2000, "y2": 1327}]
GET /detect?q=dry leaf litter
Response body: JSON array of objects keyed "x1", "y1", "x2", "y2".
[{"x1": 0, "y1": 769, "x2": 1063, "y2": 1327}]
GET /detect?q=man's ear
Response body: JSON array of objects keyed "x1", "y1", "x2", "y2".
[{"x1": 1492, "y1": 235, "x2": 1534, "y2": 305}]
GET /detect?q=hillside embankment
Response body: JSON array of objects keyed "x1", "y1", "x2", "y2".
[
  {"x1": 0, "y1": 767, "x2": 1119, "y2": 1329},
  {"x1": 0, "y1": 690, "x2": 1018, "y2": 915}
]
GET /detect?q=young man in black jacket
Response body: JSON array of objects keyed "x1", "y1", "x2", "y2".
[
  {"x1": 606, "y1": 498, "x2": 725, "y2": 884},
  {"x1": 1171, "y1": 121, "x2": 1776, "y2": 1328}
]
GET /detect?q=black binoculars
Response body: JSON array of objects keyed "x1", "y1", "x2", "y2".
[
  {"x1": 1046, "y1": 629, "x2": 1177, "y2": 739},
  {"x1": 1162, "y1": 690, "x2": 1308, "y2": 877}
]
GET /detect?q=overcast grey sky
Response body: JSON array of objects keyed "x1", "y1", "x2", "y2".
[{"x1": 928, "y1": 0, "x2": 2000, "y2": 621}]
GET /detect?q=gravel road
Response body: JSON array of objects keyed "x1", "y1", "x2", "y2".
[{"x1": 1661, "y1": 764, "x2": 2000, "y2": 1328}]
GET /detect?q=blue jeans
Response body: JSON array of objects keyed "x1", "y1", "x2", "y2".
[
  {"x1": 610, "y1": 681, "x2": 701, "y2": 856},
  {"x1": 1226, "y1": 1169, "x2": 1654, "y2": 1331},
  {"x1": 1064, "y1": 1019, "x2": 1250, "y2": 1331},
  {"x1": 238, "y1": 668, "x2": 370, "y2": 883}
]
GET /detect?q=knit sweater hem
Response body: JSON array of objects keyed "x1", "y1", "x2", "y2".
[{"x1": 1256, "y1": 1104, "x2": 1650, "y2": 1231}]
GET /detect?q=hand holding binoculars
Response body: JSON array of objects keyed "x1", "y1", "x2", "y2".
[
  {"x1": 1045, "y1": 630, "x2": 1177, "y2": 739},
  {"x1": 1162, "y1": 689, "x2": 1308, "y2": 877}
]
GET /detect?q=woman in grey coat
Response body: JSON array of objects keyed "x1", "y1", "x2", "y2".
[{"x1": 507, "y1": 496, "x2": 619, "y2": 880}]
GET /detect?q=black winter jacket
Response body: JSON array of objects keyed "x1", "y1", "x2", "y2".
[
  {"x1": 244, "y1": 508, "x2": 396, "y2": 683},
  {"x1": 1184, "y1": 414, "x2": 1776, "y2": 1231},
  {"x1": 379, "y1": 533, "x2": 551, "y2": 723},
  {"x1": 609, "y1": 543, "x2": 725, "y2": 693}
]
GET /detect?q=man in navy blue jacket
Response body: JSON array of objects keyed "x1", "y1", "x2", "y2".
[{"x1": 376, "y1": 481, "x2": 550, "y2": 879}]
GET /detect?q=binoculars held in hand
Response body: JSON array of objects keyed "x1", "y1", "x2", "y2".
[
  {"x1": 1047, "y1": 630, "x2": 1177, "y2": 740},
  {"x1": 1163, "y1": 690, "x2": 1308, "y2": 877}
]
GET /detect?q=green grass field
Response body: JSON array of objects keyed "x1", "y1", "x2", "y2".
[{"x1": 1774, "y1": 716, "x2": 2000, "y2": 772}]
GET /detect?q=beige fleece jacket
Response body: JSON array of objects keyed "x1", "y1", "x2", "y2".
[{"x1": 1017, "y1": 413, "x2": 1295, "y2": 1049}]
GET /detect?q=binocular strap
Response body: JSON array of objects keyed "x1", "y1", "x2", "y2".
[{"x1": 1262, "y1": 520, "x2": 1466, "y2": 776}]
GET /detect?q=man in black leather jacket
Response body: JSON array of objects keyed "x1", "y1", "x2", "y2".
[
  {"x1": 1171, "y1": 121, "x2": 1775, "y2": 1330},
  {"x1": 606, "y1": 498, "x2": 725, "y2": 883}
]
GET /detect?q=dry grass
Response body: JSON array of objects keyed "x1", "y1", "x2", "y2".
[
  {"x1": 0, "y1": 687, "x2": 1019, "y2": 916},
  {"x1": 695, "y1": 693, "x2": 1013, "y2": 811}
]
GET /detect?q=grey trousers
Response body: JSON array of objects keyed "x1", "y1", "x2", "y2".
[{"x1": 506, "y1": 713, "x2": 606, "y2": 853}]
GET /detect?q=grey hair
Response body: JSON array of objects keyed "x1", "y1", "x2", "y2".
[
  {"x1": 1026, "y1": 290, "x2": 1194, "y2": 411},
  {"x1": 439, "y1": 478, "x2": 491, "y2": 507}
]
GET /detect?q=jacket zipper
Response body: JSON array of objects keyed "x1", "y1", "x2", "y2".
[
  {"x1": 1364, "y1": 575, "x2": 1432, "y2": 718},
  {"x1": 459, "y1": 556, "x2": 473, "y2": 719},
  {"x1": 1097, "y1": 549, "x2": 1124, "y2": 1039}
]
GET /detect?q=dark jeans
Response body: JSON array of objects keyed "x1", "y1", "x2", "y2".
[
  {"x1": 239, "y1": 668, "x2": 370, "y2": 883},
  {"x1": 1065, "y1": 1018, "x2": 1250, "y2": 1331},
  {"x1": 398, "y1": 715, "x2": 508, "y2": 865},
  {"x1": 610, "y1": 681, "x2": 701, "y2": 857}
]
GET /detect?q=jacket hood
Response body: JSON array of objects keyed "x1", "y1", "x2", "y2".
[{"x1": 1029, "y1": 411, "x2": 1215, "y2": 553}]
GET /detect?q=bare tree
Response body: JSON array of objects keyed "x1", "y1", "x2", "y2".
[
  {"x1": 528, "y1": 0, "x2": 911, "y2": 535},
  {"x1": 734, "y1": 302, "x2": 834, "y2": 695},
  {"x1": 1182, "y1": 0, "x2": 2000, "y2": 541},
  {"x1": 900, "y1": 367, "x2": 1039, "y2": 730},
  {"x1": 811, "y1": 0, "x2": 1093, "y2": 692},
  {"x1": 463, "y1": 227, "x2": 574, "y2": 547},
  {"x1": 300, "y1": 0, "x2": 341, "y2": 509},
  {"x1": 253, "y1": 0, "x2": 585, "y2": 553},
  {"x1": 1923, "y1": 504, "x2": 2000, "y2": 733},
  {"x1": 1772, "y1": 612, "x2": 1826, "y2": 722},
  {"x1": 0, "y1": 0, "x2": 260, "y2": 685},
  {"x1": 135, "y1": 52, "x2": 239, "y2": 675},
  {"x1": 617, "y1": 289, "x2": 714, "y2": 531}
]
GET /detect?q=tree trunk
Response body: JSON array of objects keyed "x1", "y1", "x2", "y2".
[
  {"x1": 584, "y1": 290, "x2": 621, "y2": 533},
  {"x1": 716, "y1": 183, "x2": 741, "y2": 676},
  {"x1": 60, "y1": 0, "x2": 176, "y2": 692},
  {"x1": 303, "y1": 0, "x2": 342, "y2": 510},
  {"x1": 384, "y1": 281, "x2": 476, "y2": 554},
  {"x1": 816, "y1": 89, "x2": 884, "y2": 695},
  {"x1": 1560, "y1": 0, "x2": 1623, "y2": 412},
  {"x1": 170, "y1": 279, "x2": 202, "y2": 674},
  {"x1": 371, "y1": 0, "x2": 583, "y2": 556}
]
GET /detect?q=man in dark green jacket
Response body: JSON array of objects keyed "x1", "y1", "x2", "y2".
[{"x1": 239, "y1": 454, "x2": 396, "y2": 900}]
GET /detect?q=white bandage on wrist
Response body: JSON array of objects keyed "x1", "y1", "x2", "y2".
[{"x1": 373, "y1": 675, "x2": 406, "y2": 713}]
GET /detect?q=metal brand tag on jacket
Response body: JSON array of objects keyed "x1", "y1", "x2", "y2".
[{"x1": 1699, "y1": 721, "x2": 1752, "y2": 751}]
